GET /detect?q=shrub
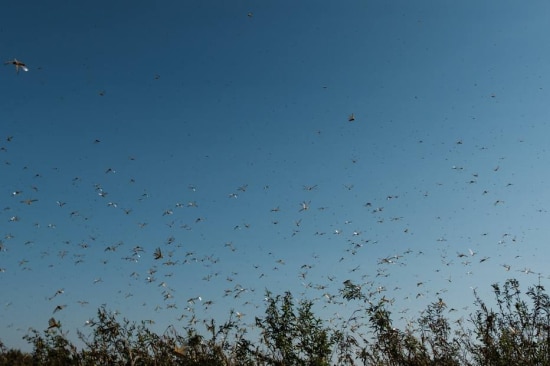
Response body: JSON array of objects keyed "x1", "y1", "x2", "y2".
[{"x1": 2, "y1": 278, "x2": 550, "y2": 365}]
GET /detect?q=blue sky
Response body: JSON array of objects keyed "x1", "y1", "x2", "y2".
[{"x1": 2, "y1": 0, "x2": 550, "y2": 351}]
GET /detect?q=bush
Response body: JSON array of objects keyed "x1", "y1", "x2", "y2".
[{"x1": 2, "y1": 278, "x2": 550, "y2": 365}]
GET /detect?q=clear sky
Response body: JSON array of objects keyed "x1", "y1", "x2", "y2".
[{"x1": 2, "y1": 0, "x2": 550, "y2": 351}]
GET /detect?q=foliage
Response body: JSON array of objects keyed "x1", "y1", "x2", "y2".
[
  {"x1": 463, "y1": 279, "x2": 550, "y2": 365},
  {"x1": 253, "y1": 290, "x2": 333, "y2": 365},
  {"x1": 3, "y1": 278, "x2": 550, "y2": 365}
]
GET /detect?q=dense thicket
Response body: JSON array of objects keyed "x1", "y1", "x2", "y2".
[{"x1": 2, "y1": 278, "x2": 550, "y2": 366}]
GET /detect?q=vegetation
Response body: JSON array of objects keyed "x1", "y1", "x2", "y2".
[{"x1": 2, "y1": 278, "x2": 550, "y2": 365}]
